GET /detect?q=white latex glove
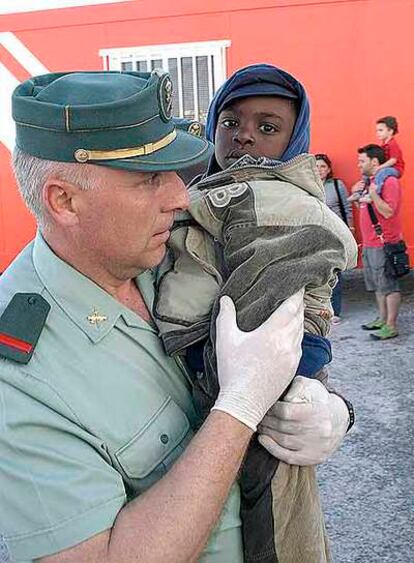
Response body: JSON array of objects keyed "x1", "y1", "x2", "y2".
[
  {"x1": 212, "y1": 290, "x2": 304, "y2": 431},
  {"x1": 258, "y1": 375, "x2": 350, "y2": 465}
]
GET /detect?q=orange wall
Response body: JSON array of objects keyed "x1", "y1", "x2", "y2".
[
  {"x1": 1, "y1": 0, "x2": 413, "y2": 269},
  {"x1": 0, "y1": 144, "x2": 36, "y2": 268}
]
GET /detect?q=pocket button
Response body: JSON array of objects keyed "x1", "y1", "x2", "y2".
[{"x1": 160, "y1": 433, "x2": 169, "y2": 444}]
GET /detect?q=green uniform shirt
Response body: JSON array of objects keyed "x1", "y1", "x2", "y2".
[{"x1": 0, "y1": 234, "x2": 243, "y2": 562}]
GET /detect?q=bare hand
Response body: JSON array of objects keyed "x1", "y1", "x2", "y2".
[{"x1": 351, "y1": 180, "x2": 365, "y2": 193}]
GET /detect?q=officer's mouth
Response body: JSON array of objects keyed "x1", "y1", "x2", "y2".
[
  {"x1": 152, "y1": 222, "x2": 174, "y2": 243},
  {"x1": 152, "y1": 230, "x2": 171, "y2": 244}
]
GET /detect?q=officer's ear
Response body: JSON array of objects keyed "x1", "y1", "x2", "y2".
[{"x1": 42, "y1": 177, "x2": 81, "y2": 227}]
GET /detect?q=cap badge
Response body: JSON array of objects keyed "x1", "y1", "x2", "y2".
[
  {"x1": 87, "y1": 308, "x2": 108, "y2": 327},
  {"x1": 188, "y1": 122, "x2": 202, "y2": 136},
  {"x1": 158, "y1": 74, "x2": 173, "y2": 122},
  {"x1": 74, "y1": 149, "x2": 89, "y2": 163}
]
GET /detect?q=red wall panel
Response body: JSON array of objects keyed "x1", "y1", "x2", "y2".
[{"x1": 0, "y1": 144, "x2": 36, "y2": 268}]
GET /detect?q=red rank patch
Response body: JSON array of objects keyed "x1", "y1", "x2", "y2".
[{"x1": 0, "y1": 332, "x2": 33, "y2": 354}]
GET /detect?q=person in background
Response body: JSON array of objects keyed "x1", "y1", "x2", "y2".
[
  {"x1": 349, "y1": 115, "x2": 405, "y2": 202},
  {"x1": 315, "y1": 153, "x2": 354, "y2": 324},
  {"x1": 351, "y1": 144, "x2": 403, "y2": 340}
]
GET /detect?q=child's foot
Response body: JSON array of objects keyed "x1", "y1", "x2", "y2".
[
  {"x1": 370, "y1": 324, "x2": 399, "y2": 340},
  {"x1": 359, "y1": 194, "x2": 372, "y2": 204}
]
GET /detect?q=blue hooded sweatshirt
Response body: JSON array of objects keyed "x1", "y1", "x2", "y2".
[
  {"x1": 205, "y1": 63, "x2": 310, "y2": 174},
  {"x1": 202, "y1": 63, "x2": 330, "y2": 377}
]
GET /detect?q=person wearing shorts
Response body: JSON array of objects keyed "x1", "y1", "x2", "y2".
[
  {"x1": 353, "y1": 144, "x2": 403, "y2": 340},
  {"x1": 362, "y1": 247, "x2": 400, "y2": 294}
]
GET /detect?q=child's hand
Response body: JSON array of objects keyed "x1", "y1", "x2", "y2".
[{"x1": 359, "y1": 193, "x2": 372, "y2": 204}]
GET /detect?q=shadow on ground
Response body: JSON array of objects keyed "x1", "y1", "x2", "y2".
[{"x1": 318, "y1": 270, "x2": 414, "y2": 562}]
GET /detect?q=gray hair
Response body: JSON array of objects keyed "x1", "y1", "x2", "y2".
[{"x1": 12, "y1": 147, "x2": 98, "y2": 230}]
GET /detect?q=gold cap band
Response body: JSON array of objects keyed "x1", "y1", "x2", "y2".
[{"x1": 74, "y1": 129, "x2": 177, "y2": 163}]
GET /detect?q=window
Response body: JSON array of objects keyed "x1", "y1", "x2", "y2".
[{"x1": 100, "y1": 40, "x2": 230, "y2": 122}]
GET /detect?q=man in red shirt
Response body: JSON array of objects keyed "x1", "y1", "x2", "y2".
[{"x1": 355, "y1": 144, "x2": 403, "y2": 340}]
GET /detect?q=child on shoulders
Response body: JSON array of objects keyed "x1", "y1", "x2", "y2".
[
  {"x1": 348, "y1": 115, "x2": 404, "y2": 202},
  {"x1": 374, "y1": 115, "x2": 404, "y2": 194}
]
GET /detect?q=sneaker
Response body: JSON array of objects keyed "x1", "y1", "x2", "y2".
[
  {"x1": 370, "y1": 325, "x2": 399, "y2": 341},
  {"x1": 361, "y1": 318, "x2": 385, "y2": 331},
  {"x1": 332, "y1": 315, "x2": 342, "y2": 325}
]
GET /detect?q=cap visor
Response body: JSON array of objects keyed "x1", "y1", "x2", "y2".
[{"x1": 93, "y1": 129, "x2": 213, "y2": 172}]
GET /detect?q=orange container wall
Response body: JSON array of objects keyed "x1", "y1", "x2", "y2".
[
  {"x1": 1, "y1": 0, "x2": 413, "y2": 270},
  {"x1": 0, "y1": 144, "x2": 36, "y2": 268}
]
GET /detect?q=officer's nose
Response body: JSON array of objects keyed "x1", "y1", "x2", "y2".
[{"x1": 161, "y1": 172, "x2": 189, "y2": 212}]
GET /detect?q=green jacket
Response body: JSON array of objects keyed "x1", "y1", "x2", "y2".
[{"x1": 154, "y1": 154, "x2": 358, "y2": 354}]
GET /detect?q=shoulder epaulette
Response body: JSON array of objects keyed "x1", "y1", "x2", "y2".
[{"x1": 0, "y1": 293, "x2": 50, "y2": 364}]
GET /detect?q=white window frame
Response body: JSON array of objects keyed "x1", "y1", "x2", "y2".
[{"x1": 99, "y1": 40, "x2": 230, "y2": 121}]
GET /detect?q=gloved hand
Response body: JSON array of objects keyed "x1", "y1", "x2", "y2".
[
  {"x1": 212, "y1": 290, "x2": 304, "y2": 431},
  {"x1": 257, "y1": 375, "x2": 350, "y2": 465}
]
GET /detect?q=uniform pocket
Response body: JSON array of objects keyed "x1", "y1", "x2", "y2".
[{"x1": 115, "y1": 396, "x2": 190, "y2": 479}]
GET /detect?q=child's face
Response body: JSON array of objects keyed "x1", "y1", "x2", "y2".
[
  {"x1": 376, "y1": 123, "x2": 393, "y2": 142},
  {"x1": 214, "y1": 95, "x2": 297, "y2": 170},
  {"x1": 316, "y1": 159, "x2": 331, "y2": 181}
]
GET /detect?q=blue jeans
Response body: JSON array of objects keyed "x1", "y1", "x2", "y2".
[
  {"x1": 331, "y1": 272, "x2": 342, "y2": 316},
  {"x1": 375, "y1": 167, "x2": 400, "y2": 194}
]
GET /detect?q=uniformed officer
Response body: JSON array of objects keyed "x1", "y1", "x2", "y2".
[{"x1": 0, "y1": 71, "x2": 344, "y2": 563}]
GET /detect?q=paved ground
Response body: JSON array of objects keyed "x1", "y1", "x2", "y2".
[{"x1": 318, "y1": 270, "x2": 414, "y2": 563}]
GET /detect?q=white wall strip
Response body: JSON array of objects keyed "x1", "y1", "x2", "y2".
[
  {"x1": 0, "y1": 0, "x2": 131, "y2": 15},
  {"x1": 0, "y1": 32, "x2": 48, "y2": 76},
  {"x1": 0, "y1": 33, "x2": 49, "y2": 150},
  {"x1": 0, "y1": 62, "x2": 19, "y2": 151}
]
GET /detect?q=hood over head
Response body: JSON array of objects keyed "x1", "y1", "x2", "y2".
[{"x1": 205, "y1": 63, "x2": 310, "y2": 174}]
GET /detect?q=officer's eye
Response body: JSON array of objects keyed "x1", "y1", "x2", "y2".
[
  {"x1": 259, "y1": 123, "x2": 278, "y2": 134},
  {"x1": 220, "y1": 118, "x2": 238, "y2": 128}
]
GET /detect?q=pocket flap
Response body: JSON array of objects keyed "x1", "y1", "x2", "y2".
[{"x1": 115, "y1": 397, "x2": 190, "y2": 479}]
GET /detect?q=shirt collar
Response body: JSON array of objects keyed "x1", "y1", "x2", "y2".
[{"x1": 32, "y1": 232, "x2": 156, "y2": 343}]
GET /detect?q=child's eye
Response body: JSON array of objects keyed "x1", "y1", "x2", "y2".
[
  {"x1": 259, "y1": 123, "x2": 278, "y2": 134},
  {"x1": 220, "y1": 118, "x2": 238, "y2": 128}
]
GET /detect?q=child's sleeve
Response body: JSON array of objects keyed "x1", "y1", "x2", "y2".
[
  {"x1": 196, "y1": 182, "x2": 357, "y2": 338},
  {"x1": 220, "y1": 219, "x2": 350, "y2": 337}
]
